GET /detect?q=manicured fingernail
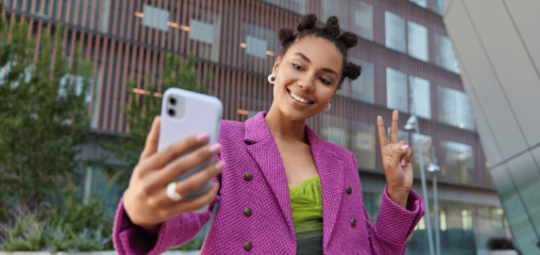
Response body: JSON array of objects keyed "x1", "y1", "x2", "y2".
[
  {"x1": 196, "y1": 132, "x2": 209, "y2": 141},
  {"x1": 209, "y1": 143, "x2": 222, "y2": 153},
  {"x1": 213, "y1": 182, "x2": 220, "y2": 191},
  {"x1": 401, "y1": 160, "x2": 405, "y2": 166},
  {"x1": 401, "y1": 145, "x2": 409, "y2": 150},
  {"x1": 215, "y1": 160, "x2": 225, "y2": 172}
]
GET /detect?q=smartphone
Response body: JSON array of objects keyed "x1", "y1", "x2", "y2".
[{"x1": 158, "y1": 87, "x2": 223, "y2": 201}]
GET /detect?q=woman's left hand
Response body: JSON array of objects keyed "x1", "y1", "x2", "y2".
[{"x1": 377, "y1": 110, "x2": 414, "y2": 208}]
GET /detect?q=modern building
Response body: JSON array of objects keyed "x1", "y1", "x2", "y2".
[
  {"x1": 2, "y1": 0, "x2": 512, "y2": 253},
  {"x1": 441, "y1": 0, "x2": 540, "y2": 254}
]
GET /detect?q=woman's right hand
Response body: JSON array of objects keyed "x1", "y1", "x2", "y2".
[{"x1": 122, "y1": 116, "x2": 224, "y2": 231}]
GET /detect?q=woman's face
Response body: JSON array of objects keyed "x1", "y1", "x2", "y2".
[{"x1": 272, "y1": 36, "x2": 343, "y2": 121}]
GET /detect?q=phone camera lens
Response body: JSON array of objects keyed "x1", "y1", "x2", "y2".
[
  {"x1": 170, "y1": 97, "x2": 176, "y2": 105},
  {"x1": 168, "y1": 108, "x2": 175, "y2": 116}
]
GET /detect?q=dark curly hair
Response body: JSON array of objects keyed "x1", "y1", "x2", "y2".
[{"x1": 277, "y1": 14, "x2": 362, "y2": 90}]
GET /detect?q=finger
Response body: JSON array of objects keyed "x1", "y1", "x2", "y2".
[
  {"x1": 165, "y1": 182, "x2": 219, "y2": 216},
  {"x1": 149, "y1": 142, "x2": 222, "y2": 189},
  {"x1": 153, "y1": 160, "x2": 224, "y2": 205},
  {"x1": 404, "y1": 147, "x2": 413, "y2": 163},
  {"x1": 389, "y1": 111, "x2": 399, "y2": 145},
  {"x1": 140, "y1": 132, "x2": 211, "y2": 174},
  {"x1": 391, "y1": 141, "x2": 409, "y2": 168},
  {"x1": 140, "y1": 116, "x2": 161, "y2": 163},
  {"x1": 377, "y1": 116, "x2": 388, "y2": 148}
]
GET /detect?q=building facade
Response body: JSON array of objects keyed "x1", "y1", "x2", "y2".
[
  {"x1": 2, "y1": 0, "x2": 512, "y2": 253},
  {"x1": 442, "y1": 0, "x2": 540, "y2": 253}
]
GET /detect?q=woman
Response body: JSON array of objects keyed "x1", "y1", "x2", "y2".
[{"x1": 113, "y1": 14, "x2": 425, "y2": 255}]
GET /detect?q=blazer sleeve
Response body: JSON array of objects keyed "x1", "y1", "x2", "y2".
[
  {"x1": 351, "y1": 154, "x2": 425, "y2": 255},
  {"x1": 112, "y1": 153, "x2": 223, "y2": 255}
]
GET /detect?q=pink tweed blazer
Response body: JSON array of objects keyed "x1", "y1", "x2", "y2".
[{"x1": 113, "y1": 111, "x2": 425, "y2": 254}]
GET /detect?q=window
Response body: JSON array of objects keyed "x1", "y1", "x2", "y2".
[
  {"x1": 435, "y1": 34, "x2": 460, "y2": 73},
  {"x1": 259, "y1": 0, "x2": 307, "y2": 15},
  {"x1": 142, "y1": 4, "x2": 170, "y2": 31},
  {"x1": 322, "y1": 0, "x2": 349, "y2": 31},
  {"x1": 350, "y1": 58, "x2": 374, "y2": 104},
  {"x1": 351, "y1": 1, "x2": 373, "y2": 41},
  {"x1": 440, "y1": 140, "x2": 474, "y2": 183},
  {"x1": 407, "y1": 21, "x2": 428, "y2": 62},
  {"x1": 91, "y1": 66, "x2": 102, "y2": 129},
  {"x1": 411, "y1": 133, "x2": 432, "y2": 175},
  {"x1": 320, "y1": 114, "x2": 348, "y2": 148},
  {"x1": 350, "y1": 121, "x2": 376, "y2": 170},
  {"x1": 243, "y1": 23, "x2": 277, "y2": 59},
  {"x1": 437, "y1": 86, "x2": 475, "y2": 130},
  {"x1": 437, "y1": 0, "x2": 445, "y2": 15},
  {"x1": 409, "y1": 0, "x2": 427, "y2": 8},
  {"x1": 385, "y1": 11, "x2": 406, "y2": 53},
  {"x1": 409, "y1": 76, "x2": 431, "y2": 119},
  {"x1": 190, "y1": 20, "x2": 214, "y2": 44},
  {"x1": 386, "y1": 68, "x2": 408, "y2": 112}
]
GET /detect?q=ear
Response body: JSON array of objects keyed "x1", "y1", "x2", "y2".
[{"x1": 272, "y1": 56, "x2": 282, "y2": 76}]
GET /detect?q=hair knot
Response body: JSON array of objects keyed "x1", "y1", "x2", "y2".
[
  {"x1": 278, "y1": 28, "x2": 295, "y2": 46},
  {"x1": 344, "y1": 62, "x2": 362, "y2": 80},
  {"x1": 336, "y1": 32, "x2": 358, "y2": 48},
  {"x1": 297, "y1": 14, "x2": 318, "y2": 32},
  {"x1": 321, "y1": 16, "x2": 340, "y2": 38}
]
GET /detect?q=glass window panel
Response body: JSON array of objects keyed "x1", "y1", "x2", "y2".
[
  {"x1": 435, "y1": 34, "x2": 461, "y2": 74},
  {"x1": 242, "y1": 23, "x2": 278, "y2": 61},
  {"x1": 350, "y1": 121, "x2": 376, "y2": 170},
  {"x1": 350, "y1": 58, "x2": 374, "y2": 104},
  {"x1": 409, "y1": 76, "x2": 431, "y2": 119},
  {"x1": 437, "y1": 0, "x2": 444, "y2": 15},
  {"x1": 437, "y1": 86, "x2": 475, "y2": 130},
  {"x1": 386, "y1": 68, "x2": 408, "y2": 112},
  {"x1": 320, "y1": 114, "x2": 348, "y2": 149},
  {"x1": 440, "y1": 140, "x2": 474, "y2": 183},
  {"x1": 385, "y1": 11, "x2": 406, "y2": 53},
  {"x1": 409, "y1": 0, "x2": 427, "y2": 8},
  {"x1": 190, "y1": 20, "x2": 214, "y2": 44},
  {"x1": 322, "y1": 0, "x2": 348, "y2": 31},
  {"x1": 516, "y1": 180, "x2": 540, "y2": 230},
  {"x1": 142, "y1": 4, "x2": 170, "y2": 32},
  {"x1": 412, "y1": 133, "x2": 432, "y2": 175},
  {"x1": 91, "y1": 65, "x2": 102, "y2": 129},
  {"x1": 407, "y1": 21, "x2": 428, "y2": 62},
  {"x1": 351, "y1": 1, "x2": 373, "y2": 41},
  {"x1": 502, "y1": 194, "x2": 539, "y2": 253},
  {"x1": 258, "y1": 0, "x2": 307, "y2": 15}
]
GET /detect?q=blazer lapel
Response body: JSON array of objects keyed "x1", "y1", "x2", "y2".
[
  {"x1": 245, "y1": 112, "x2": 296, "y2": 237},
  {"x1": 306, "y1": 125, "x2": 345, "y2": 250},
  {"x1": 244, "y1": 112, "x2": 346, "y2": 249}
]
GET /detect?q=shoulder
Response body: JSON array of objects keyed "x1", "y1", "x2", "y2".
[{"x1": 217, "y1": 119, "x2": 245, "y2": 144}]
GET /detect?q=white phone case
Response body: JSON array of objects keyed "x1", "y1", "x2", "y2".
[{"x1": 158, "y1": 87, "x2": 223, "y2": 201}]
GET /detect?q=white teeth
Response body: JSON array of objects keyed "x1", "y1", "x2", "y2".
[{"x1": 290, "y1": 91, "x2": 310, "y2": 103}]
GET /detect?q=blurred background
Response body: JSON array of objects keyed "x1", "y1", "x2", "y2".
[{"x1": 0, "y1": 0, "x2": 538, "y2": 254}]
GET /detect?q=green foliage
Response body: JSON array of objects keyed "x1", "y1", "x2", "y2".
[
  {"x1": 0, "y1": 191, "x2": 114, "y2": 252},
  {"x1": 169, "y1": 238, "x2": 205, "y2": 251},
  {"x1": 100, "y1": 52, "x2": 213, "y2": 189},
  {"x1": 0, "y1": 3, "x2": 93, "y2": 220}
]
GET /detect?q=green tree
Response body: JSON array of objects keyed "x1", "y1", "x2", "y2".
[
  {"x1": 99, "y1": 52, "x2": 212, "y2": 190},
  {"x1": 0, "y1": 4, "x2": 93, "y2": 220}
]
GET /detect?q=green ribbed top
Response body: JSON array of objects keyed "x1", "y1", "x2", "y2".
[{"x1": 289, "y1": 175, "x2": 324, "y2": 254}]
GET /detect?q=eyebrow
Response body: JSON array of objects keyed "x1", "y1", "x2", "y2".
[{"x1": 293, "y1": 52, "x2": 338, "y2": 76}]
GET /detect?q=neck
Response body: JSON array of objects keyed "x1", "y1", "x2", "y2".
[{"x1": 264, "y1": 105, "x2": 308, "y2": 144}]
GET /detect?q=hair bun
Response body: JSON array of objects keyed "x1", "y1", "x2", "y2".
[
  {"x1": 297, "y1": 14, "x2": 318, "y2": 32},
  {"x1": 345, "y1": 62, "x2": 362, "y2": 80},
  {"x1": 321, "y1": 16, "x2": 340, "y2": 38},
  {"x1": 278, "y1": 28, "x2": 295, "y2": 46},
  {"x1": 336, "y1": 32, "x2": 358, "y2": 48}
]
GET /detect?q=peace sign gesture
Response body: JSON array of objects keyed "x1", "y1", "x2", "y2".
[{"x1": 377, "y1": 111, "x2": 414, "y2": 208}]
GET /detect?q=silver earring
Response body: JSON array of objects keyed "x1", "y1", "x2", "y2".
[
  {"x1": 323, "y1": 103, "x2": 331, "y2": 112},
  {"x1": 268, "y1": 74, "x2": 276, "y2": 84}
]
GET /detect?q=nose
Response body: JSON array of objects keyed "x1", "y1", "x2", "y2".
[{"x1": 297, "y1": 76, "x2": 315, "y2": 93}]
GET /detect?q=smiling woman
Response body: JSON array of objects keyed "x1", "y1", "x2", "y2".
[{"x1": 113, "y1": 14, "x2": 424, "y2": 255}]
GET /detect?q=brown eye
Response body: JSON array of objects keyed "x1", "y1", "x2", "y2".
[
  {"x1": 292, "y1": 63, "x2": 302, "y2": 70},
  {"x1": 320, "y1": 78, "x2": 331, "y2": 85}
]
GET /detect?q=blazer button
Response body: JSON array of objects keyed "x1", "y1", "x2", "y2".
[
  {"x1": 346, "y1": 186, "x2": 352, "y2": 194},
  {"x1": 244, "y1": 241, "x2": 252, "y2": 251},
  {"x1": 244, "y1": 172, "x2": 253, "y2": 181},
  {"x1": 351, "y1": 218, "x2": 357, "y2": 227},
  {"x1": 244, "y1": 207, "x2": 252, "y2": 217}
]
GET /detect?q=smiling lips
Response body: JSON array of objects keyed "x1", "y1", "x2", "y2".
[{"x1": 288, "y1": 89, "x2": 314, "y2": 104}]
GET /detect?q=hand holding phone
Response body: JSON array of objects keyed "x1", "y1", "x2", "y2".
[{"x1": 122, "y1": 88, "x2": 223, "y2": 231}]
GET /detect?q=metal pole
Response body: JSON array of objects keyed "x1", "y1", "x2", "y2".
[
  {"x1": 434, "y1": 174, "x2": 440, "y2": 255},
  {"x1": 415, "y1": 123, "x2": 434, "y2": 255}
]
